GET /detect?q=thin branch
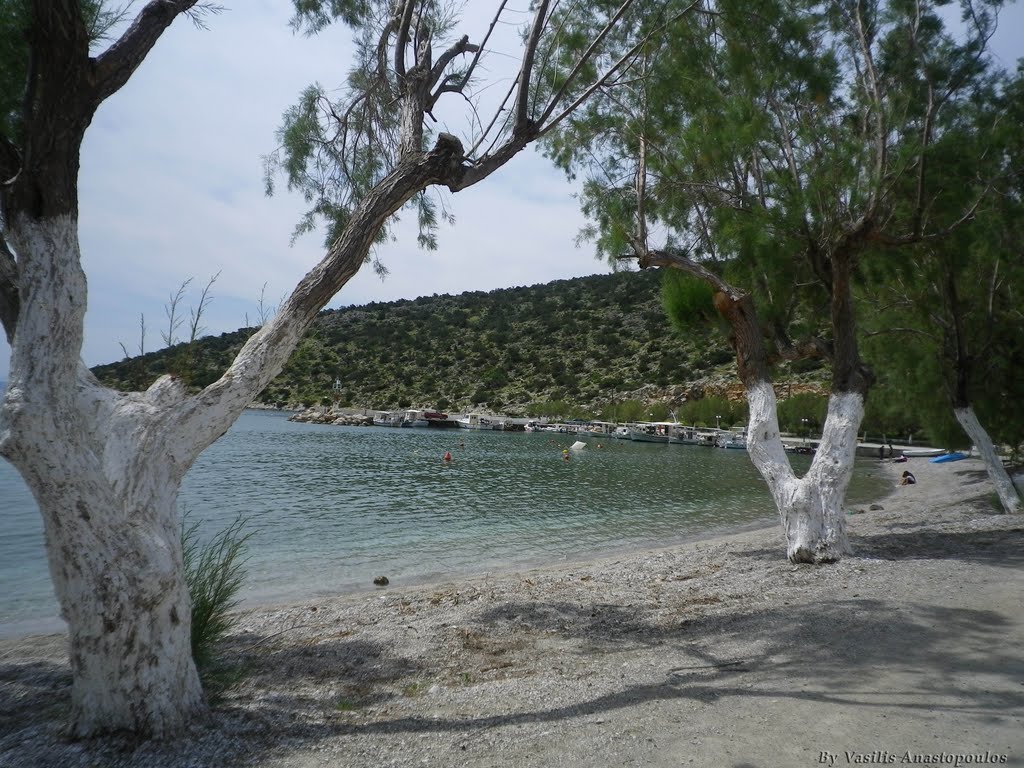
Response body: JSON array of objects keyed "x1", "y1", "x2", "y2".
[
  {"x1": 188, "y1": 271, "x2": 220, "y2": 344},
  {"x1": 458, "y1": 0, "x2": 510, "y2": 91},
  {"x1": 426, "y1": 35, "x2": 480, "y2": 108},
  {"x1": 515, "y1": 0, "x2": 553, "y2": 130},
  {"x1": 537, "y1": 2, "x2": 699, "y2": 139},
  {"x1": 862, "y1": 326, "x2": 940, "y2": 342},
  {"x1": 162, "y1": 277, "x2": 192, "y2": 348},
  {"x1": 393, "y1": 0, "x2": 417, "y2": 81}
]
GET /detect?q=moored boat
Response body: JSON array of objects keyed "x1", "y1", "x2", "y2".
[
  {"x1": 929, "y1": 451, "x2": 967, "y2": 463},
  {"x1": 902, "y1": 447, "x2": 946, "y2": 458},
  {"x1": 629, "y1": 422, "x2": 671, "y2": 443},
  {"x1": 372, "y1": 410, "x2": 405, "y2": 427},
  {"x1": 668, "y1": 424, "x2": 700, "y2": 445},
  {"x1": 456, "y1": 413, "x2": 495, "y2": 430},
  {"x1": 695, "y1": 429, "x2": 724, "y2": 447},
  {"x1": 580, "y1": 421, "x2": 618, "y2": 439},
  {"x1": 717, "y1": 429, "x2": 748, "y2": 450}
]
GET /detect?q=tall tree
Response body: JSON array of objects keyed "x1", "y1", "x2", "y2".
[
  {"x1": 0, "y1": 0, "x2": 649, "y2": 737},
  {"x1": 543, "y1": 0, "x2": 1009, "y2": 561},
  {"x1": 861, "y1": 69, "x2": 1024, "y2": 512}
]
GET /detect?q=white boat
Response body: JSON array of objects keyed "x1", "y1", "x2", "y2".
[
  {"x1": 695, "y1": 429, "x2": 724, "y2": 447},
  {"x1": 456, "y1": 413, "x2": 495, "y2": 430},
  {"x1": 629, "y1": 422, "x2": 671, "y2": 443},
  {"x1": 580, "y1": 421, "x2": 617, "y2": 439},
  {"x1": 668, "y1": 425, "x2": 700, "y2": 445},
  {"x1": 901, "y1": 447, "x2": 946, "y2": 458},
  {"x1": 403, "y1": 409, "x2": 454, "y2": 428},
  {"x1": 717, "y1": 430, "x2": 748, "y2": 450},
  {"x1": 372, "y1": 410, "x2": 405, "y2": 427}
]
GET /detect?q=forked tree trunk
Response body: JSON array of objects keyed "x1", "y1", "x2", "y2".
[
  {"x1": 641, "y1": 251, "x2": 867, "y2": 563},
  {"x1": 745, "y1": 381, "x2": 859, "y2": 563},
  {"x1": 954, "y1": 405, "x2": 1021, "y2": 514},
  {"x1": 3, "y1": 215, "x2": 205, "y2": 737}
]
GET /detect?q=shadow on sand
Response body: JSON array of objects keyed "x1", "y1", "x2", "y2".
[{"x1": 3, "y1": 519, "x2": 1022, "y2": 767}]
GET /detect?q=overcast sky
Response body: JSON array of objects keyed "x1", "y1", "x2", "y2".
[{"x1": 1, "y1": 0, "x2": 1021, "y2": 380}]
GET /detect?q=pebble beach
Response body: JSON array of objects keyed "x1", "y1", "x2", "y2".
[{"x1": 1, "y1": 457, "x2": 1022, "y2": 767}]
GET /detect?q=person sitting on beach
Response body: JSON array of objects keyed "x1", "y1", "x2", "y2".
[{"x1": 899, "y1": 470, "x2": 916, "y2": 486}]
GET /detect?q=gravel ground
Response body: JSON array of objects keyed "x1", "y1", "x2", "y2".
[{"x1": 2, "y1": 457, "x2": 1022, "y2": 768}]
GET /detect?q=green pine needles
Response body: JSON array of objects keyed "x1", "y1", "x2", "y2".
[{"x1": 182, "y1": 513, "x2": 253, "y2": 673}]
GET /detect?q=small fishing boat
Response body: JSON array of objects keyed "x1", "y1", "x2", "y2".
[
  {"x1": 717, "y1": 431, "x2": 748, "y2": 450},
  {"x1": 629, "y1": 422, "x2": 671, "y2": 443},
  {"x1": 695, "y1": 429, "x2": 723, "y2": 447},
  {"x1": 456, "y1": 413, "x2": 494, "y2": 430},
  {"x1": 668, "y1": 425, "x2": 700, "y2": 445},
  {"x1": 901, "y1": 448, "x2": 946, "y2": 458}
]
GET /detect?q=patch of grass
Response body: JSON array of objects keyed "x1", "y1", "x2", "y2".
[
  {"x1": 334, "y1": 698, "x2": 360, "y2": 712},
  {"x1": 182, "y1": 513, "x2": 253, "y2": 675},
  {"x1": 200, "y1": 660, "x2": 251, "y2": 704},
  {"x1": 401, "y1": 681, "x2": 428, "y2": 697}
]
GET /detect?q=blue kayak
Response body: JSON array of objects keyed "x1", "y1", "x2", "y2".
[{"x1": 930, "y1": 451, "x2": 968, "y2": 463}]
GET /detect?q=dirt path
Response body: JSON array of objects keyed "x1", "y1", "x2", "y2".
[{"x1": 2, "y1": 458, "x2": 1022, "y2": 767}]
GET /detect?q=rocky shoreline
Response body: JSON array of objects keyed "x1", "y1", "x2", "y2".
[{"x1": 2, "y1": 458, "x2": 1022, "y2": 767}]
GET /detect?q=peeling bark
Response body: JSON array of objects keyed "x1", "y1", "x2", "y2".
[{"x1": 954, "y1": 406, "x2": 1021, "y2": 514}]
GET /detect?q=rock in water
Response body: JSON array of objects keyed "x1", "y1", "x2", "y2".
[{"x1": 373, "y1": 575, "x2": 390, "y2": 587}]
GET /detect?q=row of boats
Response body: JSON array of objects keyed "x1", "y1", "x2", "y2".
[
  {"x1": 565, "y1": 421, "x2": 749, "y2": 449},
  {"x1": 369, "y1": 409, "x2": 750, "y2": 447},
  {"x1": 371, "y1": 409, "x2": 524, "y2": 430}
]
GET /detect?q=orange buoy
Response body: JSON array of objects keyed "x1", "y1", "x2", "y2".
[{"x1": 443, "y1": 451, "x2": 452, "y2": 462}]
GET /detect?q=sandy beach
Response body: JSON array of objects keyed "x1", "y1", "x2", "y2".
[{"x1": 2, "y1": 457, "x2": 1022, "y2": 768}]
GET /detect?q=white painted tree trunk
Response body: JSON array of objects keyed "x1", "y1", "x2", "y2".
[
  {"x1": 745, "y1": 382, "x2": 862, "y2": 562},
  {"x1": 0, "y1": 156, "x2": 429, "y2": 735},
  {"x1": 954, "y1": 405, "x2": 1021, "y2": 514},
  {"x1": 1, "y1": 216, "x2": 209, "y2": 737},
  {"x1": 25, "y1": 436, "x2": 204, "y2": 738}
]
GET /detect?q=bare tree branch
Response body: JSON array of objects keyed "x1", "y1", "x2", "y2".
[
  {"x1": 92, "y1": 1, "x2": 201, "y2": 103},
  {"x1": 187, "y1": 271, "x2": 220, "y2": 344},
  {"x1": 430, "y1": 0, "x2": 509, "y2": 110},
  {"x1": 162, "y1": 277, "x2": 192, "y2": 348},
  {"x1": 393, "y1": 0, "x2": 417, "y2": 81}
]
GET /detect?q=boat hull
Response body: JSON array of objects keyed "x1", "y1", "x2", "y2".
[
  {"x1": 902, "y1": 448, "x2": 946, "y2": 458},
  {"x1": 930, "y1": 451, "x2": 967, "y2": 463}
]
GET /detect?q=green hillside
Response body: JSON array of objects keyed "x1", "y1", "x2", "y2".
[{"x1": 91, "y1": 269, "x2": 824, "y2": 418}]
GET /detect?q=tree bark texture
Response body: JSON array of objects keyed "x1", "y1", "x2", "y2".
[
  {"x1": 1, "y1": 215, "x2": 205, "y2": 737},
  {"x1": 954, "y1": 406, "x2": 1021, "y2": 514},
  {"x1": 745, "y1": 381, "x2": 857, "y2": 563}
]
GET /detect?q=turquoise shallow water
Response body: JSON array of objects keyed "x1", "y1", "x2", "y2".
[{"x1": 0, "y1": 408, "x2": 887, "y2": 637}]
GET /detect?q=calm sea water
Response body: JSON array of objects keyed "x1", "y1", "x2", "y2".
[{"x1": 0, "y1": 408, "x2": 887, "y2": 637}]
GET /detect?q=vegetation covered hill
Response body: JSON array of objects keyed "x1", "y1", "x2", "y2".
[{"x1": 95, "y1": 269, "x2": 820, "y2": 419}]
